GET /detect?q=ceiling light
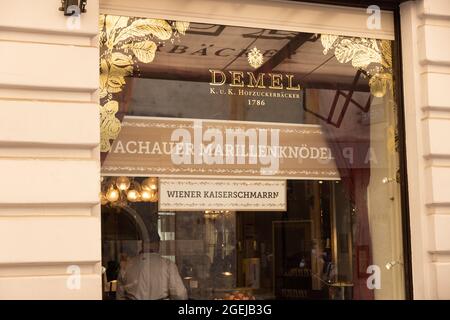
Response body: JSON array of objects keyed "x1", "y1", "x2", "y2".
[
  {"x1": 106, "y1": 186, "x2": 120, "y2": 202},
  {"x1": 127, "y1": 189, "x2": 140, "y2": 202},
  {"x1": 116, "y1": 176, "x2": 131, "y2": 191}
]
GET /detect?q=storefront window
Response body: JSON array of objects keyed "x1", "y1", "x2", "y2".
[{"x1": 99, "y1": 13, "x2": 405, "y2": 300}]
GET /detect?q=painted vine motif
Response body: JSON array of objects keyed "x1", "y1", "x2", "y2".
[
  {"x1": 320, "y1": 34, "x2": 393, "y2": 98},
  {"x1": 321, "y1": 34, "x2": 399, "y2": 162},
  {"x1": 99, "y1": 14, "x2": 189, "y2": 152}
]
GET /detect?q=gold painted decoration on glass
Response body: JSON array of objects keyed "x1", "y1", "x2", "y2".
[
  {"x1": 320, "y1": 34, "x2": 392, "y2": 98},
  {"x1": 100, "y1": 100, "x2": 122, "y2": 152},
  {"x1": 99, "y1": 15, "x2": 190, "y2": 152},
  {"x1": 247, "y1": 47, "x2": 264, "y2": 69}
]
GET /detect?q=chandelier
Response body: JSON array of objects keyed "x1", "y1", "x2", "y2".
[
  {"x1": 204, "y1": 210, "x2": 231, "y2": 219},
  {"x1": 100, "y1": 176, "x2": 158, "y2": 206}
]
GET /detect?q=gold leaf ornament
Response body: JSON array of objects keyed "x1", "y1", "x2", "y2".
[
  {"x1": 380, "y1": 40, "x2": 392, "y2": 68},
  {"x1": 99, "y1": 15, "x2": 106, "y2": 43},
  {"x1": 334, "y1": 39, "x2": 381, "y2": 68},
  {"x1": 122, "y1": 40, "x2": 157, "y2": 63},
  {"x1": 105, "y1": 15, "x2": 129, "y2": 32},
  {"x1": 114, "y1": 19, "x2": 172, "y2": 45},
  {"x1": 99, "y1": 55, "x2": 133, "y2": 98},
  {"x1": 100, "y1": 16, "x2": 186, "y2": 101},
  {"x1": 369, "y1": 73, "x2": 392, "y2": 98},
  {"x1": 386, "y1": 125, "x2": 397, "y2": 153},
  {"x1": 100, "y1": 101, "x2": 122, "y2": 152},
  {"x1": 333, "y1": 39, "x2": 356, "y2": 63},
  {"x1": 105, "y1": 15, "x2": 130, "y2": 48},
  {"x1": 99, "y1": 14, "x2": 105, "y2": 30},
  {"x1": 174, "y1": 21, "x2": 190, "y2": 35},
  {"x1": 111, "y1": 52, "x2": 133, "y2": 67},
  {"x1": 106, "y1": 74, "x2": 127, "y2": 94},
  {"x1": 321, "y1": 34, "x2": 338, "y2": 55},
  {"x1": 99, "y1": 58, "x2": 108, "y2": 98},
  {"x1": 99, "y1": 15, "x2": 189, "y2": 152},
  {"x1": 320, "y1": 34, "x2": 392, "y2": 97}
]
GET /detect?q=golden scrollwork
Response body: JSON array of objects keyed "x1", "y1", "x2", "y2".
[
  {"x1": 99, "y1": 14, "x2": 189, "y2": 152},
  {"x1": 100, "y1": 100, "x2": 121, "y2": 152},
  {"x1": 321, "y1": 34, "x2": 393, "y2": 98}
]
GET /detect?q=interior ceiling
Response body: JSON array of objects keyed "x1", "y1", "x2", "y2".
[{"x1": 139, "y1": 23, "x2": 369, "y2": 91}]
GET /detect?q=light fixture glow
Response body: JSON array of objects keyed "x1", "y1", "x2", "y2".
[
  {"x1": 101, "y1": 176, "x2": 159, "y2": 205},
  {"x1": 140, "y1": 189, "x2": 152, "y2": 201},
  {"x1": 100, "y1": 192, "x2": 108, "y2": 205},
  {"x1": 127, "y1": 189, "x2": 140, "y2": 202},
  {"x1": 149, "y1": 190, "x2": 158, "y2": 202},
  {"x1": 116, "y1": 176, "x2": 131, "y2": 191},
  {"x1": 142, "y1": 177, "x2": 158, "y2": 191},
  {"x1": 106, "y1": 187, "x2": 120, "y2": 202}
]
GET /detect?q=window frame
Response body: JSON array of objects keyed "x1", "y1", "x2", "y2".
[{"x1": 98, "y1": 0, "x2": 413, "y2": 299}]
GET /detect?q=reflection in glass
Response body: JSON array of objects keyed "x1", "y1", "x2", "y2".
[{"x1": 100, "y1": 15, "x2": 405, "y2": 300}]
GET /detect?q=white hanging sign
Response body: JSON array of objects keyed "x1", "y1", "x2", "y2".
[{"x1": 158, "y1": 178, "x2": 286, "y2": 211}]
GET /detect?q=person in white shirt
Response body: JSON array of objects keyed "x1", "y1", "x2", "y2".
[{"x1": 116, "y1": 234, "x2": 188, "y2": 300}]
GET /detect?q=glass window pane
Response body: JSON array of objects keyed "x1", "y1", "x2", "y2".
[{"x1": 100, "y1": 14, "x2": 405, "y2": 300}]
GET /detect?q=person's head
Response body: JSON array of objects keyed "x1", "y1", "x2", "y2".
[{"x1": 142, "y1": 231, "x2": 161, "y2": 253}]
